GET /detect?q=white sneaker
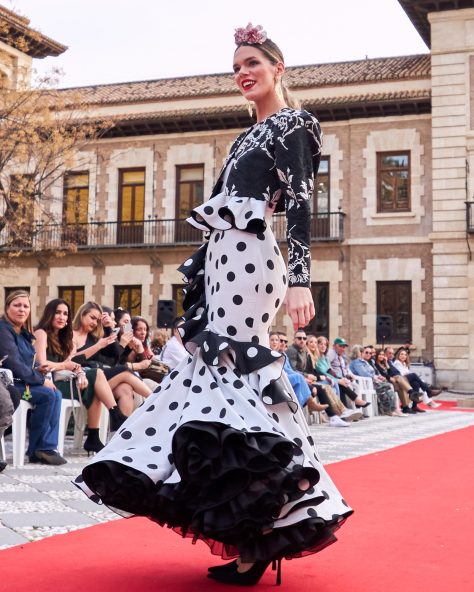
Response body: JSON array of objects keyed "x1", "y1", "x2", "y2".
[
  {"x1": 329, "y1": 415, "x2": 350, "y2": 427},
  {"x1": 391, "y1": 409, "x2": 409, "y2": 417},
  {"x1": 427, "y1": 401, "x2": 441, "y2": 408},
  {"x1": 341, "y1": 409, "x2": 363, "y2": 422}
]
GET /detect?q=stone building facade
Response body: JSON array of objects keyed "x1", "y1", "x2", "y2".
[{"x1": 1, "y1": 1, "x2": 474, "y2": 389}]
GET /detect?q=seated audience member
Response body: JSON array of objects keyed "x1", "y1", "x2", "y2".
[
  {"x1": 0, "y1": 290, "x2": 65, "y2": 465},
  {"x1": 277, "y1": 332, "x2": 289, "y2": 354},
  {"x1": 349, "y1": 345, "x2": 402, "y2": 416},
  {"x1": 325, "y1": 337, "x2": 370, "y2": 410},
  {"x1": 150, "y1": 327, "x2": 169, "y2": 357},
  {"x1": 34, "y1": 299, "x2": 128, "y2": 453},
  {"x1": 285, "y1": 330, "x2": 327, "y2": 400},
  {"x1": 306, "y1": 335, "x2": 362, "y2": 426},
  {"x1": 286, "y1": 329, "x2": 309, "y2": 373},
  {"x1": 384, "y1": 346, "x2": 424, "y2": 413},
  {"x1": 393, "y1": 348, "x2": 441, "y2": 408},
  {"x1": 127, "y1": 316, "x2": 167, "y2": 387},
  {"x1": 373, "y1": 348, "x2": 417, "y2": 414},
  {"x1": 160, "y1": 318, "x2": 188, "y2": 370},
  {"x1": 269, "y1": 332, "x2": 328, "y2": 415},
  {"x1": 72, "y1": 302, "x2": 152, "y2": 416},
  {"x1": 0, "y1": 379, "x2": 18, "y2": 472}
]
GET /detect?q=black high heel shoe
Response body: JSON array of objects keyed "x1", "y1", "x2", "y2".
[
  {"x1": 109, "y1": 406, "x2": 128, "y2": 432},
  {"x1": 208, "y1": 559, "x2": 238, "y2": 573},
  {"x1": 83, "y1": 429, "x2": 105, "y2": 457},
  {"x1": 355, "y1": 401, "x2": 371, "y2": 409},
  {"x1": 208, "y1": 559, "x2": 282, "y2": 586}
]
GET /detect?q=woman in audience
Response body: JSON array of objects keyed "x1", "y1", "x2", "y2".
[
  {"x1": 127, "y1": 316, "x2": 167, "y2": 387},
  {"x1": 373, "y1": 348, "x2": 417, "y2": 414},
  {"x1": 34, "y1": 299, "x2": 128, "y2": 453},
  {"x1": 269, "y1": 332, "x2": 328, "y2": 414},
  {"x1": 349, "y1": 344, "x2": 402, "y2": 416},
  {"x1": 150, "y1": 327, "x2": 169, "y2": 357},
  {"x1": 0, "y1": 290, "x2": 65, "y2": 465},
  {"x1": 393, "y1": 348, "x2": 441, "y2": 409},
  {"x1": 306, "y1": 335, "x2": 362, "y2": 426},
  {"x1": 72, "y1": 302, "x2": 152, "y2": 416}
]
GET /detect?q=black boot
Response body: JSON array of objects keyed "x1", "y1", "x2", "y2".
[
  {"x1": 83, "y1": 428, "x2": 105, "y2": 456},
  {"x1": 109, "y1": 406, "x2": 128, "y2": 432},
  {"x1": 0, "y1": 460, "x2": 7, "y2": 472}
]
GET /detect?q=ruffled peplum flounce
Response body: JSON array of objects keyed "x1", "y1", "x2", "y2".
[{"x1": 74, "y1": 194, "x2": 353, "y2": 563}]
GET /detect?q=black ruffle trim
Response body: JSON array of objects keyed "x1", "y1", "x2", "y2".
[{"x1": 80, "y1": 421, "x2": 352, "y2": 562}]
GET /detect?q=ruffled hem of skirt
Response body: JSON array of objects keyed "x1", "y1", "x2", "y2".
[{"x1": 77, "y1": 420, "x2": 352, "y2": 562}]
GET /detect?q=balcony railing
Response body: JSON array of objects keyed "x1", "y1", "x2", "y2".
[
  {"x1": 466, "y1": 201, "x2": 474, "y2": 234},
  {"x1": 0, "y1": 212, "x2": 345, "y2": 253}
]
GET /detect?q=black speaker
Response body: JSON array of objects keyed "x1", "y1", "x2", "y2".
[
  {"x1": 157, "y1": 299, "x2": 177, "y2": 328},
  {"x1": 376, "y1": 315, "x2": 393, "y2": 343}
]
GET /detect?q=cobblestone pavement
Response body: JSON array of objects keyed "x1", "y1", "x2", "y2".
[{"x1": 1, "y1": 397, "x2": 473, "y2": 551}]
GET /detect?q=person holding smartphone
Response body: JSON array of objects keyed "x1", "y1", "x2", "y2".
[{"x1": 71, "y1": 302, "x2": 152, "y2": 417}]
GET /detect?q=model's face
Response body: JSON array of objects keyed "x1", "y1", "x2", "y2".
[
  {"x1": 306, "y1": 336, "x2": 317, "y2": 352},
  {"x1": 134, "y1": 320, "x2": 148, "y2": 342},
  {"x1": 52, "y1": 303, "x2": 69, "y2": 331},
  {"x1": 233, "y1": 45, "x2": 280, "y2": 104},
  {"x1": 269, "y1": 334, "x2": 280, "y2": 351},
  {"x1": 6, "y1": 296, "x2": 30, "y2": 328},
  {"x1": 82, "y1": 309, "x2": 101, "y2": 332}
]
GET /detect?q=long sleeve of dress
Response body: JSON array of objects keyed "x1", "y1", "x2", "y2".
[{"x1": 274, "y1": 112, "x2": 322, "y2": 287}]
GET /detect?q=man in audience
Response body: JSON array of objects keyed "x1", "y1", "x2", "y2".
[
  {"x1": 286, "y1": 329, "x2": 309, "y2": 373},
  {"x1": 277, "y1": 332, "x2": 289, "y2": 354},
  {"x1": 326, "y1": 337, "x2": 370, "y2": 410}
]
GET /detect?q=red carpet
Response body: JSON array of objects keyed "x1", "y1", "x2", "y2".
[{"x1": 2, "y1": 426, "x2": 473, "y2": 592}]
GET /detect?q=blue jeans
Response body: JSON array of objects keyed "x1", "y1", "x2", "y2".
[{"x1": 19, "y1": 384, "x2": 62, "y2": 457}]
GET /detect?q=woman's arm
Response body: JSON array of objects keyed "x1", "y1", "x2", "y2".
[
  {"x1": 274, "y1": 112, "x2": 322, "y2": 328},
  {"x1": 0, "y1": 324, "x2": 44, "y2": 385}
]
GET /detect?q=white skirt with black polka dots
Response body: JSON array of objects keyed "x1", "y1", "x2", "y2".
[{"x1": 75, "y1": 222, "x2": 352, "y2": 562}]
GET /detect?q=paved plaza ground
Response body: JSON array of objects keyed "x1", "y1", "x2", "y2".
[{"x1": 1, "y1": 392, "x2": 473, "y2": 550}]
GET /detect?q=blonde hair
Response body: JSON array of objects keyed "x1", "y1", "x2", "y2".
[
  {"x1": 235, "y1": 38, "x2": 300, "y2": 110},
  {"x1": 3, "y1": 290, "x2": 32, "y2": 333},
  {"x1": 72, "y1": 301, "x2": 104, "y2": 339}
]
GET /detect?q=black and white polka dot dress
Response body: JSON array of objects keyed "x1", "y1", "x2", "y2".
[{"x1": 75, "y1": 108, "x2": 353, "y2": 563}]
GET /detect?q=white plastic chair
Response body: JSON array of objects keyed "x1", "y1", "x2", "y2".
[
  {"x1": 352, "y1": 376, "x2": 378, "y2": 417},
  {"x1": 10, "y1": 399, "x2": 35, "y2": 467}
]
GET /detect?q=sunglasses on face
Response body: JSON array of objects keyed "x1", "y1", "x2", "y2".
[
  {"x1": 296, "y1": 336, "x2": 307, "y2": 340},
  {"x1": 280, "y1": 339, "x2": 288, "y2": 344}
]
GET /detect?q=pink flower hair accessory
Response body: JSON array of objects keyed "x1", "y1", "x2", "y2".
[{"x1": 234, "y1": 23, "x2": 267, "y2": 45}]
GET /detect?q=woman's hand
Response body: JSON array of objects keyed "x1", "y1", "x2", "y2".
[
  {"x1": 129, "y1": 337, "x2": 144, "y2": 353},
  {"x1": 64, "y1": 360, "x2": 81, "y2": 372},
  {"x1": 44, "y1": 378, "x2": 57, "y2": 391},
  {"x1": 119, "y1": 330, "x2": 134, "y2": 348},
  {"x1": 76, "y1": 372, "x2": 88, "y2": 390},
  {"x1": 101, "y1": 312, "x2": 114, "y2": 328},
  {"x1": 285, "y1": 286, "x2": 315, "y2": 330},
  {"x1": 98, "y1": 333, "x2": 117, "y2": 349}
]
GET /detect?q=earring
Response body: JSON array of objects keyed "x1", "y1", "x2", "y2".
[{"x1": 247, "y1": 101, "x2": 253, "y2": 118}]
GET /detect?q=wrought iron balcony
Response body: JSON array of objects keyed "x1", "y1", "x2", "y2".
[
  {"x1": 0, "y1": 211, "x2": 345, "y2": 253},
  {"x1": 466, "y1": 201, "x2": 474, "y2": 234}
]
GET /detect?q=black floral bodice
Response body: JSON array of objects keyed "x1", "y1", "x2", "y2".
[{"x1": 189, "y1": 108, "x2": 322, "y2": 287}]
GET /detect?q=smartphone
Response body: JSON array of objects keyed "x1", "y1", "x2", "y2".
[
  {"x1": 113, "y1": 327, "x2": 121, "y2": 334},
  {"x1": 123, "y1": 322, "x2": 132, "y2": 333}
]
